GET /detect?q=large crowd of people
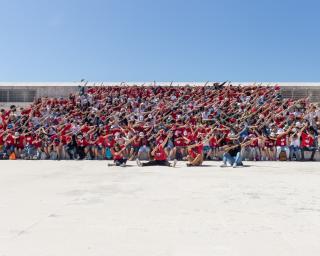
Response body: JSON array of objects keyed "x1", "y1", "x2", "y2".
[{"x1": 0, "y1": 83, "x2": 319, "y2": 167}]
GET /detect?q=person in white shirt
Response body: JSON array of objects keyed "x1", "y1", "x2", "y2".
[{"x1": 289, "y1": 132, "x2": 301, "y2": 160}]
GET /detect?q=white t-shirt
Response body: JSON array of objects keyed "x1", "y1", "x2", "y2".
[{"x1": 290, "y1": 138, "x2": 300, "y2": 147}]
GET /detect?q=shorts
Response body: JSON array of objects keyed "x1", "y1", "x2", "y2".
[
  {"x1": 166, "y1": 141, "x2": 174, "y2": 150},
  {"x1": 203, "y1": 146, "x2": 211, "y2": 153},
  {"x1": 132, "y1": 146, "x2": 140, "y2": 153},
  {"x1": 96, "y1": 145, "x2": 103, "y2": 151},
  {"x1": 138, "y1": 146, "x2": 150, "y2": 153}
]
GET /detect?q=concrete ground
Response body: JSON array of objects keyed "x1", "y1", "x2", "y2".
[{"x1": 1, "y1": 161, "x2": 320, "y2": 256}]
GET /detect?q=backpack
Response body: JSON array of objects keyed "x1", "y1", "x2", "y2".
[
  {"x1": 9, "y1": 152, "x2": 16, "y2": 160},
  {"x1": 279, "y1": 151, "x2": 287, "y2": 161},
  {"x1": 105, "y1": 148, "x2": 113, "y2": 159}
]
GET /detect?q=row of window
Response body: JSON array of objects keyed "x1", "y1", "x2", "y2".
[
  {"x1": 0, "y1": 88, "x2": 319, "y2": 103},
  {"x1": 0, "y1": 89, "x2": 36, "y2": 102}
]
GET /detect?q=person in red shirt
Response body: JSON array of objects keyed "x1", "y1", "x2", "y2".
[
  {"x1": 76, "y1": 134, "x2": 89, "y2": 159},
  {"x1": 248, "y1": 134, "x2": 260, "y2": 161},
  {"x1": 136, "y1": 135, "x2": 177, "y2": 167},
  {"x1": 60, "y1": 133, "x2": 71, "y2": 158},
  {"x1": 91, "y1": 133, "x2": 107, "y2": 160},
  {"x1": 173, "y1": 133, "x2": 188, "y2": 160},
  {"x1": 109, "y1": 143, "x2": 127, "y2": 167},
  {"x1": 108, "y1": 136, "x2": 136, "y2": 167},
  {"x1": 207, "y1": 133, "x2": 223, "y2": 160},
  {"x1": 186, "y1": 138, "x2": 204, "y2": 167},
  {"x1": 14, "y1": 132, "x2": 25, "y2": 158},
  {"x1": 263, "y1": 133, "x2": 276, "y2": 161},
  {"x1": 300, "y1": 129, "x2": 316, "y2": 161},
  {"x1": 128, "y1": 133, "x2": 142, "y2": 160},
  {"x1": 275, "y1": 126, "x2": 292, "y2": 160},
  {"x1": 3, "y1": 131, "x2": 15, "y2": 155},
  {"x1": 0, "y1": 131, "x2": 4, "y2": 153}
]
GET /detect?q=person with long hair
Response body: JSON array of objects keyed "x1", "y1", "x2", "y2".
[{"x1": 108, "y1": 136, "x2": 136, "y2": 167}]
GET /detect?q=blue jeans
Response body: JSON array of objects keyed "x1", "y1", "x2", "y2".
[
  {"x1": 223, "y1": 152, "x2": 243, "y2": 166},
  {"x1": 289, "y1": 145, "x2": 301, "y2": 160},
  {"x1": 24, "y1": 145, "x2": 35, "y2": 158},
  {"x1": 301, "y1": 147, "x2": 316, "y2": 161},
  {"x1": 4, "y1": 145, "x2": 15, "y2": 153}
]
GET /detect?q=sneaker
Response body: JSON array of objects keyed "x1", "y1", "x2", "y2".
[
  {"x1": 120, "y1": 163, "x2": 126, "y2": 167},
  {"x1": 232, "y1": 163, "x2": 237, "y2": 168},
  {"x1": 136, "y1": 159, "x2": 142, "y2": 167},
  {"x1": 220, "y1": 163, "x2": 228, "y2": 168},
  {"x1": 173, "y1": 159, "x2": 178, "y2": 167}
]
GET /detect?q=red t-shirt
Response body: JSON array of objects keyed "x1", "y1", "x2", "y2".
[
  {"x1": 174, "y1": 137, "x2": 186, "y2": 147},
  {"x1": 60, "y1": 135, "x2": 71, "y2": 145},
  {"x1": 196, "y1": 144, "x2": 204, "y2": 154},
  {"x1": 301, "y1": 132, "x2": 314, "y2": 148},
  {"x1": 61, "y1": 123, "x2": 72, "y2": 135},
  {"x1": 5, "y1": 134, "x2": 15, "y2": 146},
  {"x1": 189, "y1": 144, "x2": 204, "y2": 158},
  {"x1": 156, "y1": 135, "x2": 166, "y2": 145},
  {"x1": 276, "y1": 135, "x2": 287, "y2": 147},
  {"x1": 112, "y1": 145, "x2": 125, "y2": 160},
  {"x1": 132, "y1": 137, "x2": 141, "y2": 147},
  {"x1": 77, "y1": 138, "x2": 88, "y2": 147},
  {"x1": 81, "y1": 125, "x2": 90, "y2": 133},
  {"x1": 96, "y1": 136, "x2": 106, "y2": 147},
  {"x1": 250, "y1": 138, "x2": 258, "y2": 147},
  {"x1": 32, "y1": 139, "x2": 42, "y2": 148},
  {"x1": 25, "y1": 135, "x2": 34, "y2": 145},
  {"x1": 0, "y1": 134, "x2": 4, "y2": 145},
  {"x1": 209, "y1": 137, "x2": 218, "y2": 147},
  {"x1": 105, "y1": 139, "x2": 115, "y2": 148},
  {"x1": 265, "y1": 139, "x2": 275, "y2": 147},
  {"x1": 186, "y1": 134, "x2": 196, "y2": 145},
  {"x1": 154, "y1": 146, "x2": 167, "y2": 161},
  {"x1": 15, "y1": 136, "x2": 25, "y2": 148}
]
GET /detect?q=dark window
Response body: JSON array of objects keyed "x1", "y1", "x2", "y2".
[
  {"x1": 0, "y1": 90, "x2": 9, "y2": 102},
  {"x1": 0, "y1": 89, "x2": 36, "y2": 102}
]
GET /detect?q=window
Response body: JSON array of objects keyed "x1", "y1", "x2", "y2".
[{"x1": 0, "y1": 89, "x2": 36, "y2": 102}]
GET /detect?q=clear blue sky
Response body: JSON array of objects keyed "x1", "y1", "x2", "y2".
[{"x1": 0, "y1": 0, "x2": 319, "y2": 82}]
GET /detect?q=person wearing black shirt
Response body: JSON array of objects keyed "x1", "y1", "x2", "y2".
[
  {"x1": 66, "y1": 134, "x2": 77, "y2": 160},
  {"x1": 220, "y1": 139, "x2": 252, "y2": 168}
]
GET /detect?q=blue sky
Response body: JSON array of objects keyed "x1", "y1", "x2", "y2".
[{"x1": 0, "y1": 0, "x2": 319, "y2": 82}]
